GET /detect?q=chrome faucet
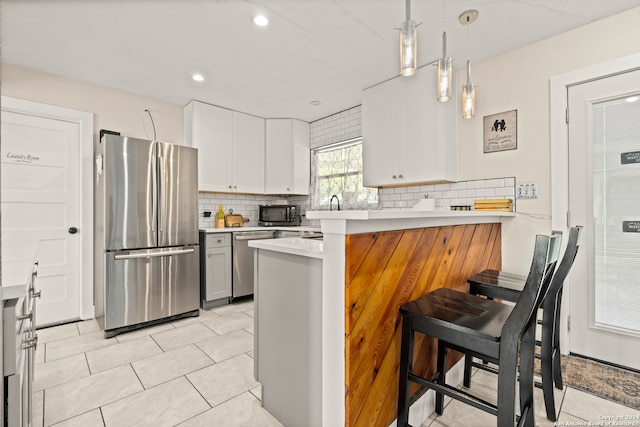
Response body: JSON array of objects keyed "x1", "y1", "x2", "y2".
[{"x1": 330, "y1": 195, "x2": 341, "y2": 211}]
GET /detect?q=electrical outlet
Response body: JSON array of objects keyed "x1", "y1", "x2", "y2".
[{"x1": 530, "y1": 183, "x2": 538, "y2": 198}]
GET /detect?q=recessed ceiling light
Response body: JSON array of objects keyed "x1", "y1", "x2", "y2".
[
  {"x1": 310, "y1": 100, "x2": 321, "y2": 106},
  {"x1": 626, "y1": 95, "x2": 639, "y2": 103},
  {"x1": 252, "y1": 15, "x2": 269, "y2": 27},
  {"x1": 192, "y1": 74, "x2": 204, "y2": 82}
]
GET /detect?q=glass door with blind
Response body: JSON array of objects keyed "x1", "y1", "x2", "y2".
[{"x1": 568, "y1": 69, "x2": 640, "y2": 370}]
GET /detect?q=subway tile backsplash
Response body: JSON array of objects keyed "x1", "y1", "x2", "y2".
[
  {"x1": 310, "y1": 105, "x2": 361, "y2": 149},
  {"x1": 198, "y1": 193, "x2": 290, "y2": 228},
  {"x1": 199, "y1": 176, "x2": 516, "y2": 229},
  {"x1": 378, "y1": 177, "x2": 516, "y2": 210}
]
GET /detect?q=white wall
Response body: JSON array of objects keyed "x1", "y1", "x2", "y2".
[
  {"x1": 457, "y1": 6, "x2": 640, "y2": 273},
  {"x1": 2, "y1": 64, "x2": 184, "y2": 144}
]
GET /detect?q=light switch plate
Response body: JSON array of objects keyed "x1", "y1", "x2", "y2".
[{"x1": 517, "y1": 183, "x2": 539, "y2": 199}]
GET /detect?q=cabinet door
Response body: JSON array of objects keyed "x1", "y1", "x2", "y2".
[
  {"x1": 205, "y1": 246, "x2": 232, "y2": 301},
  {"x1": 291, "y1": 120, "x2": 310, "y2": 195},
  {"x1": 265, "y1": 119, "x2": 292, "y2": 194},
  {"x1": 400, "y1": 68, "x2": 436, "y2": 184},
  {"x1": 186, "y1": 101, "x2": 233, "y2": 192},
  {"x1": 362, "y1": 68, "x2": 458, "y2": 187},
  {"x1": 402, "y1": 67, "x2": 458, "y2": 183},
  {"x1": 362, "y1": 79, "x2": 399, "y2": 187},
  {"x1": 233, "y1": 112, "x2": 265, "y2": 193}
]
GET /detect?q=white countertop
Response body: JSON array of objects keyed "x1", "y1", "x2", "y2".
[
  {"x1": 306, "y1": 209, "x2": 515, "y2": 220},
  {"x1": 249, "y1": 237, "x2": 323, "y2": 259},
  {"x1": 200, "y1": 226, "x2": 321, "y2": 233},
  {"x1": 306, "y1": 209, "x2": 514, "y2": 235}
]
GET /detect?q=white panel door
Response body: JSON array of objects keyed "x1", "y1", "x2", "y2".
[
  {"x1": 1, "y1": 110, "x2": 81, "y2": 326},
  {"x1": 568, "y1": 69, "x2": 640, "y2": 370}
]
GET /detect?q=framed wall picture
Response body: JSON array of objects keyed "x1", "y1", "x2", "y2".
[{"x1": 483, "y1": 110, "x2": 517, "y2": 153}]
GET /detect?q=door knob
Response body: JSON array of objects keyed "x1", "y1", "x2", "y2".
[{"x1": 68, "y1": 227, "x2": 79, "y2": 234}]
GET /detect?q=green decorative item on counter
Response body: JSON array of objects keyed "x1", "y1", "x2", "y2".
[{"x1": 216, "y1": 205, "x2": 225, "y2": 228}]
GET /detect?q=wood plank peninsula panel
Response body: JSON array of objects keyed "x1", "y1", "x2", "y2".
[{"x1": 344, "y1": 223, "x2": 502, "y2": 427}]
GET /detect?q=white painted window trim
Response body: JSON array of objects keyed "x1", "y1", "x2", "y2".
[{"x1": 1, "y1": 96, "x2": 95, "y2": 320}]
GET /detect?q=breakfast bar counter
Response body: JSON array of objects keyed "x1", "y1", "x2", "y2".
[{"x1": 253, "y1": 210, "x2": 513, "y2": 427}]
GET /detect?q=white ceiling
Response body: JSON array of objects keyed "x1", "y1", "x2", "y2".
[{"x1": 3, "y1": 0, "x2": 640, "y2": 123}]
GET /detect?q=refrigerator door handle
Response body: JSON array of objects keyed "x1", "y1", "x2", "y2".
[
  {"x1": 114, "y1": 248, "x2": 195, "y2": 260},
  {"x1": 157, "y1": 150, "x2": 164, "y2": 239},
  {"x1": 151, "y1": 143, "x2": 159, "y2": 238}
]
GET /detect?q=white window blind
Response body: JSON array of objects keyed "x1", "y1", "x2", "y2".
[
  {"x1": 592, "y1": 96, "x2": 640, "y2": 335},
  {"x1": 310, "y1": 138, "x2": 378, "y2": 210}
]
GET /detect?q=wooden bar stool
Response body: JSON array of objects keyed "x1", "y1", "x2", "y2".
[
  {"x1": 466, "y1": 226, "x2": 582, "y2": 421},
  {"x1": 397, "y1": 233, "x2": 562, "y2": 427}
]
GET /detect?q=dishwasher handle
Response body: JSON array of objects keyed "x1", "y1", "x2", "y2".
[{"x1": 234, "y1": 232, "x2": 276, "y2": 241}]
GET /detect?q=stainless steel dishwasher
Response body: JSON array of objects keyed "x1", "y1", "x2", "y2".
[{"x1": 232, "y1": 230, "x2": 276, "y2": 300}]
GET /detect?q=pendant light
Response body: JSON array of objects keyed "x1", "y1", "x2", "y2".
[
  {"x1": 400, "y1": 0, "x2": 417, "y2": 76},
  {"x1": 436, "y1": 32, "x2": 452, "y2": 101},
  {"x1": 459, "y1": 10, "x2": 478, "y2": 119},
  {"x1": 436, "y1": 0, "x2": 452, "y2": 102}
]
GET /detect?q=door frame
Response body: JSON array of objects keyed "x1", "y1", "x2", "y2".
[
  {"x1": 1, "y1": 96, "x2": 94, "y2": 320},
  {"x1": 550, "y1": 53, "x2": 640, "y2": 354}
]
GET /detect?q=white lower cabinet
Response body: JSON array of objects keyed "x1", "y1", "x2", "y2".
[
  {"x1": 265, "y1": 119, "x2": 310, "y2": 195},
  {"x1": 255, "y1": 248, "x2": 322, "y2": 427},
  {"x1": 363, "y1": 65, "x2": 458, "y2": 187},
  {"x1": 199, "y1": 232, "x2": 232, "y2": 308}
]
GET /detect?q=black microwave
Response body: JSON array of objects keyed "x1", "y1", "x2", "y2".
[{"x1": 259, "y1": 205, "x2": 299, "y2": 226}]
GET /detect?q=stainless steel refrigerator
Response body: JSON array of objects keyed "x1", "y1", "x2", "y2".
[{"x1": 94, "y1": 134, "x2": 200, "y2": 337}]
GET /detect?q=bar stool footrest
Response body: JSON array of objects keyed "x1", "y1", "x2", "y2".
[
  {"x1": 470, "y1": 360, "x2": 500, "y2": 377},
  {"x1": 407, "y1": 372, "x2": 498, "y2": 416}
]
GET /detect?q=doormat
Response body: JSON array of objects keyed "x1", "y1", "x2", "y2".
[{"x1": 558, "y1": 354, "x2": 640, "y2": 409}]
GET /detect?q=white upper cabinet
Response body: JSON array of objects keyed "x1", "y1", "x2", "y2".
[
  {"x1": 265, "y1": 119, "x2": 310, "y2": 195},
  {"x1": 362, "y1": 65, "x2": 458, "y2": 187},
  {"x1": 232, "y1": 111, "x2": 265, "y2": 194},
  {"x1": 185, "y1": 101, "x2": 265, "y2": 193}
]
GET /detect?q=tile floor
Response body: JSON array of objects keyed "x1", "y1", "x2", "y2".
[
  {"x1": 33, "y1": 300, "x2": 640, "y2": 427},
  {"x1": 33, "y1": 300, "x2": 281, "y2": 427}
]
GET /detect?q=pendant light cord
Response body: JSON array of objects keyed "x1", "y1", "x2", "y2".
[
  {"x1": 466, "y1": 15, "x2": 471, "y2": 61},
  {"x1": 441, "y1": 0, "x2": 448, "y2": 58},
  {"x1": 442, "y1": 0, "x2": 446, "y2": 31},
  {"x1": 406, "y1": 0, "x2": 410, "y2": 22},
  {"x1": 145, "y1": 108, "x2": 157, "y2": 142}
]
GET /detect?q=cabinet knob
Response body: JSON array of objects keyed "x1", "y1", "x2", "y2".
[
  {"x1": 392, "y1": 175, "x2": 397, "y2": 179},
  {"x1": 286, "y1": 187, "x2": 290, "y2": 191},
  {"x1": 29, "y1": 288, "x2": 41, "y2": 299},
  {"x1": 228, "y1": 185, "x2": 233, "y2": 189},
  {"x1": 398, "y1": 174, "x2": 403, "y2": 179}
]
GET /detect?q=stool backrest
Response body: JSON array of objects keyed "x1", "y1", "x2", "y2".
[
  {"x1": 543, "y1": 226, "x2": 583, "y2": 303},
  {"x1": 503, "y1": 233, "x2": 563, "y2": 339}
]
